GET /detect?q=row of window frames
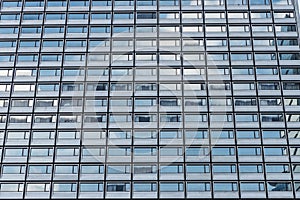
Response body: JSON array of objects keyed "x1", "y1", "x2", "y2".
[
  {"x1": 2, "y1": 82, "x2": 300, "y2": 92},
  {"x1": 0, "y1": 129, "x2": 296, "y2": 140},
  {"x1": 0, "y1": 182, "x2": 296, "y2": 193},
  {"x1": 2, "y1": 0, "x2": 210, "y2": 7},
  {"x1": 0, "y1": 24, "x2": 297, "y2": 34},
  {"x1": 0, "y1": 146, "x2": 298, "y2": 157},
  {"x1": 1, "y1": 38, "x2": 298, "y2": 48},
  {"x1": 0, "y1": 11, "x2": 295, "y2": 21},
  {"x1": 2, "y1": 0, "x2": 208, "y2": 7},
  {"x1": 0, "y1": 0, "x2": 294, "y2": 7},
  {"x1": 2, "y1": 53, "x2": 299, "y2": 62},
  {"x1": 1, "y1": 97, "x2": 299, "y2": 108},
  {"x1": 0, "y1": 67, "x2": 299, "y2": 78},
  {"x1": 1, "y1": 0, "x2": 169, "y2": 8},
  {"x1": 1, "y1": 113, "x2": 298, "y2": 123},
  {"x1": 1, "y1": 163, "x2": 297, "y2": 175}
]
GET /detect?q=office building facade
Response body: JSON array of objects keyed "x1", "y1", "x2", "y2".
[{"x1": 0, "y1": 0, "x2": 300, "y2": 199}]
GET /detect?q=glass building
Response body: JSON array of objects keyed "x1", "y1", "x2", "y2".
[{"x1": 0, "y1": 0, "x2": 300, "y2": 199}]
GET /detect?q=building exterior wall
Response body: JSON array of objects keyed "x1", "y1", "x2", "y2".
[{"x1": 0, "y1": 0, "x2": 300, "y2": 199}]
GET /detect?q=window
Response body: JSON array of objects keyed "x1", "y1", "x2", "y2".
[
  {"x1": 262, "y1": 130, "x2": 285, "y2": 139},
  {"x1": 257, "y1": 67, "x2": 278, "y2": 75},
  {"x1": 17, "y1": 55, "x2": 38, "y2": 62},
  {"x1": 161, "y1": 114, "x2": 181, "y2": 122},
  {"x1": 42, "y1": 40, "x2": 63, "y2": 48},
  {"x1": 250, "y1": 0, "x2": 270, "y2": 5},
  {"x1": 134, "y1": 165, "x2": 157, "y2": 174},
  {"x1": 267, "y1": 182, "x2": 292, "y2": 191},
  {"x1": 31, "y1": 132, "x2": 54, "y2": 140},
  {"x1": 133, "y1": 183, "x2": 157, "y2": 192},
  {"x1": 47, "y1": 1, "x2": 67, "y2": 7},
  {"x1": 2, "y1": 165, "x2": 26, "y2": 174},
  {"x1": 9, "y1": 115, "x2": 31, "y2": 123},
  {"x1": 212, "y1": 147, "x2": 235, "y2": 156},
  {"x1": 238, "y1": 147, "x2": 261, "y2": 156},
  {"x1": 186, "y1": 164, "x2": 210, "y2": 173},
  {"x1": 272, "y1": 0, "x2": 291, "y2": 4},
  {"x1": 283, "y1": 83, "x2": 300, "y2": 90},
  {"x1": 230, "y1": 39, "x2": 251, "y2": 47},
  {"x1": 0, "y1": 55, "x2": 14, "y2": 62},
  {"x1": 213, "y1": 165, "x2": 236, "y2": 173},
  {"x1": 235, "y1": 114, "x2": 258, "y2": 122},
  {"x1": 38, "y1": 84, "x2": 59, "y2": 92},
  {"x1": 44, "y1": 26, "x2": 64, "y2": 34},
  {"x1": 20, "y1": 41, "x2": 40, "y2": 48},
  {"x1": 210, "y1": 114, "x2": 232, "y2": 122},
  {"x1": 108, "y1": 131, "x2": 131, "y2": 139},
  {"x1": 260, "y1": 98, "x2": 281, "y2": 106},
  {"x1": 84, "y1": 114, "x2": 106, "y2": 123},
  {"x1": 53, "y1": 183, "x2": 77, "y2": 192},
  {"x1": 187, "y1": 182, "x2": 210, "y2": 192},
  {"x1": 229, "y1": 25, "x2": 249, "y2": 32},
  {"x1": 204, "y1": 0, "x2": 223, "y2": 5},
  {"x1": 231, "y1": 53, "x2": 252, "y2": 61},
  {"x1": 21, "y1": 27, "x2": 41, "y2": 34},
  {"x1": 107, "y1": 165, "x2": 130, "y2": 174},
  {"x1": 0, "y1": 27, "x2": 18, "y2": 34},
  {"x1": 5, "y1": 148, "x2": 28, "y2": 157},
  {"x1": 277, "y1": 39, "x2": 298, "y2": 46},
  {"x1": 2, "y1": 1, "x2": 22, "y2": 7},
  {"x1": 0, "y1": 41, "x2": 16, "y2": 48},
  {"x1": 160, "y1": 164, "x2": 183, "y2": 173},
  {"x1": 186, "y1": 147, "x2": 209, "y2": 156},
  {"x1": 134, "y1": 131, "x2": 157, "y2": 139},
  {"x1": 214, "y1": 182, "x2": 238, "y2": 191},
  {"x1": 234, "y1": 98, "x2": 256, "y2": 106},
  {"x1": 285, "y1": 98, "x2": 300, "y2": 106},
  {"x1": 160, "y1": 130, "x2": 182, "y2": 139},
  {"x1": 261, "y1": 114, "x2": 283, "y2": 122},
  {"x1": 280, "y1": 53, "x2": 300, "y2": 60},
  {"x1": 137, "y1": 0, "x2": 156, "y2": 6},
  {"x1": 24, "y1": 1, "x2": 44, "y2": 7},
  {"x1": 182, "y1": 0, "x2": 201, "y2": 5},
  {"x1": 107, "y1": 183, "x2": 130, "y2": 192},
  {"x1": 239, "y1": 164, "x2": 263, "y2": 173},
  {"x1": 108, "y1": 147, "x2": 131, "y2": 156},
  {"x1": 23, "y1": 14, "x2": 43, "y2": 20},
  {"x1": 68, "y1": 13, "x2": 89, "y2": 20},
  {"x1": 264, "y1": 147, "x2": 287, "y2": 156},
  {"x1": 236, "y1": 130, "x2": 260, "y2": 139},
  {"x1": 81, "y1": 165, "x2": 104, "y2": 174},
  {"x1": 134, "y1": 147, "x2": 157, "y2": 156},
  {"x1": 114, "y1": 0, "x2": 134, "y2": 6},
  {"x1": 69, "y1": 0, "x2": 89, "y2": 7},
  {"x1": 67, "y1": 26, "x2": 87, "y2": 33},
  {"x1": 30, "y1": 148, "x2": 53, "y2": 157},
  {"x1": 185, "y1": 130, "x2": 208, "y2": 139},
  {"x1": 160, "y1": 147, "x2": 183, "y2": 156},
  {"x1": 0, "y1": 183, "x2": 23, "y2": 192},
  {"x1": 82, "y1": 147, "x2": 105, "y2": 157},
  {"x1": 159, "y1": 0, "x2": 179, "y2": 6},
  {"x1": 275, "y1": 25, "x2": 296, "y2": 32},
  {"x1": 80, "y1": 183, "x2": 103, "y2": 192},
  {"x1": 91, "y1": 13, "x2": 111, "y2": 20},
  {"x1": 55, "y1": 165, "x2": 78, "y2": 174},
  {"x1": 281, "y1": 68, "x2": 300, "y2": 75},
  {"x1": 160, "y1": 182, "x2": 184, "y2": 192},
  {"x1": 240, "y1": 182, "x2": 265, "y2": 191},
  {"x1": 211, "y1": 130, "x2": 234, "y2": 139},
  {"x1": 266, "y1": 164, "x2": 289, "y2": 173}
]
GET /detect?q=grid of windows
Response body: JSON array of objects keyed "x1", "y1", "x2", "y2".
[{"x1": 0, "y1": 0, "x2": 300, "y2": 199}]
